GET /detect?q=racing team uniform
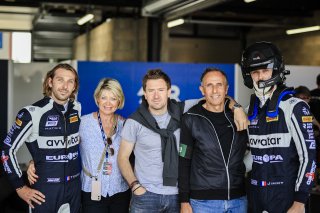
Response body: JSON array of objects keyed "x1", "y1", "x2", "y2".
[
  {"x1": 247, "y1": 88, "x2": 316, "y2": 213},
  {"x1": 1, "y1": 97, "x2": 81, "y2": 213}
]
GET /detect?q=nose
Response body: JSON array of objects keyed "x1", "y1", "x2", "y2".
[{"x1": 154, "y1": 91, "x2": 159, "y2": 98}]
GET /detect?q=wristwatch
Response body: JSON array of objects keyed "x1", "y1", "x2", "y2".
[{"x1": 232, "y1": 103, "x2": 242, "y2": 110}]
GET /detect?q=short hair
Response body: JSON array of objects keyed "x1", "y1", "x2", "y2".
[
  {"x1": 294, "y1": 86, "x2": 311, "y2": 98},
  {"x1": 93, "y1": 78, "x2": 125, "y2": 109},
  {"x1": 317, "y1": 74, "x2": 320, "y2": 86},
  {"x1": 42, "y1": 63, "x2": 79, "y2": 101},
  {"x1": 200, "y1": 67, "x2": 228, "y2": 85},
  {"x1": 142, "y1": 69, "x2": 171, "y2": 91}
]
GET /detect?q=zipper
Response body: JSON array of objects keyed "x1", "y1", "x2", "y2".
[{"x1": 187, "y1": 102, "x2": 235, "y2": 200}]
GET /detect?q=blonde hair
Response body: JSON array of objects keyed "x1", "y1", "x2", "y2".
[{"x1": 94, "y1": 78, "x2": 125, "y2": 109}]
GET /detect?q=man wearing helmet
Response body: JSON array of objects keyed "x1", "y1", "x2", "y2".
[{"x1": 241, "y1": 41, "x2": 316, "y2": 213}]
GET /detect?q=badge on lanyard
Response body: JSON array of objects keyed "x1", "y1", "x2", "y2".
[{"x1": 103, "y1": 162, "x2": 112, "y2": 175}]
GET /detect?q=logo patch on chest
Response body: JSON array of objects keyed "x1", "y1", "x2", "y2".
[
  {"x1": 266, "y1": 116, "x2": 278, "y2": 122},
  {"x1": 69, "y1": 115, "x2": 78, "y2": 123},
  {"x1": 45, "y1": 115, "x2": 59, "y2": 127}
]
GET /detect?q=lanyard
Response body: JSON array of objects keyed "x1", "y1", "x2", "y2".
[{"x1": 97, "y1": 111, "x2": 110, "y2": 159}]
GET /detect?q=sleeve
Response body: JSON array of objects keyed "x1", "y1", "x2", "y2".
[
  {"x1": 120, "y1": 119, "x2": 139, "y2": 144},
  {"x1": 178, "y1": 115, "x2": 195, "y2": 203},
  {"x1": 1, "y1": 108, "x2": 33, "y2": 189},
  {"x1": 290, "y1": 102, "x2": 317, "y2": 203}
]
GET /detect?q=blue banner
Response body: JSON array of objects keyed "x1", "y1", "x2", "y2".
[{"x1": 78, "y1": 61, "x2": 235, "y2": 117}]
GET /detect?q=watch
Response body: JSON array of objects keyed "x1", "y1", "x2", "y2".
[{"x1": 232, "y1": 103, "x2": 242, "y2": 110}]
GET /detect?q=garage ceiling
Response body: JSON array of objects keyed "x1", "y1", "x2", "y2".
[{"x1": 0, "y1": 0, "x2": 319, "y2": 61}]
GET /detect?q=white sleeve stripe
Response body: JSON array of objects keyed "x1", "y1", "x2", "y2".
[
  {"x1": 291, "y1": 115, "x2": 309, "y2": 191},
  {"x1": 9, "y1": 121, "x2": 33, "y2": 177}
]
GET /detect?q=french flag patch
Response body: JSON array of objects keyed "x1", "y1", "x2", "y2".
[{"x1": 261, "y1": 181, "x2": 267, "y2": 186}]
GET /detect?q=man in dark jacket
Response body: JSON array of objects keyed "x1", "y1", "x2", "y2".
[{"x1": 178, "y1": 68, "x2": 248, "y2": 213}]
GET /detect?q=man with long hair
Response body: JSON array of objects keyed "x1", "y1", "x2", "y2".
[{"x1": 1, "y1": 64, "x2": 81, "y2": 213}]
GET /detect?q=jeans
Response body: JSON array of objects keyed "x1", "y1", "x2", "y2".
[
  {"x1": 130, "y1": 191, "x2": 179, "y2": 213},
  {"x1": 190, "y1": 196, "x2": 247, "y2": 213}
]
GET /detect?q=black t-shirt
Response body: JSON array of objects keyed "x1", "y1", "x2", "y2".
[
  {"x1": 311, "y1": 88, "x2": 320, "y2": 97},
  {"x1": 202, "y1": 106, "x2": 233, "y2": 165}
]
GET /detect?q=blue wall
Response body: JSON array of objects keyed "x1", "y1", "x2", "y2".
[{"x1": 78, "y1": 61, "x2": 235, "y2": 117}]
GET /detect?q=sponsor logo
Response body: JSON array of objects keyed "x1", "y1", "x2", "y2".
[
  {"x1": 46, "y1": 136, "x2": 79, "y2": 147},
  {"x1": 302, "y1": 107, "x2": 310, "y2": 115},
  {"x1": 266, "y1": 116, "x2": 278, "y2": 122},
  {"x1": 253, "y1": 154, "x2": 284, "y2": 164},
  {"x1": 307, "y1": 140, "x2": 316, "y2": 149},
  {"x1": 17, "y1": 112, "x2": 24, "y2": 119},
  {"x1": 306, "y1": 161, "x2": 316, "y2": 185},
  {"x1": 303, "y1": 123, "x2": 313, "y2": 129},
  {"x1": 45, "y1": 115, "x2": 59, "y2": 127},
  {"x1": 47, "y1": 178, "x2": 61, "y2": 183},
  {"x1": 66, "y1": 172, "x2": 80, "y2": 182},
  {"x1": 250, "y1": 137, "x2": 281, "y2": 146},
  {"x1": 69, "y1": 115, "x2": 78, "y2": 123},
  {"x1": 289, "y1": 99, "x2": 297, "y2": 104},
  {"x1": 3, "y1": 136, "x2": 12, "y2": 147},
  {"x1": 1, "y1": 151, "x2": 12, "y2": 174},
  {"x1": 251, "y1": 179, "x2": 284, "y2": 187},
  {"x1": 251, "y1": 119, "x2": 258, "y2": 125},
  {"x1": 46, "y1": 151, "x2": 79, "y2": 162},
  {"x1": 15, "y1": 118, "x2": 22, "y2": 126},
  {"x1": 302, "y1": 116, "x2": 313, "y2": 123}
]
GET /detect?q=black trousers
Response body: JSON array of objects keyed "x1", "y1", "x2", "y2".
[{"x1": 81, "y1": 189, "x2": 130, "y2": 213}]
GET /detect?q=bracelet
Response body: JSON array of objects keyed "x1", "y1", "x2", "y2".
[
  {"x1": 130, "y1": 180, "x2": 139, "y2": 189},
  {"x1": 131, "y1": 183, "x2": 141, "y2": 192},
  {"x1": 132, "y1": 185, "x2": 142, "y2": 193}
]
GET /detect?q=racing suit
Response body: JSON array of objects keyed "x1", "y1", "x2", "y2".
[
  {"x1": 247, "y1": 89, "x2": 316, "y2": 213},
  {"x1": 1, "y1": 97, "x2": 81, "y2": 213}
]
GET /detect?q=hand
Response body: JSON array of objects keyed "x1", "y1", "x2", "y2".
[
  {"x1": 27, "y1": 160, "x2": 38, "y2": 185},
  {"x1": 234, "y1": 107, "x2": 249, "y2": 131},
  {"x1": 287, "y1": 201, "x2": 304, "y2": 213},
  {"x1": 181, "y1": 202, "x2": 193, "y2": 213},
  {"x1": 133, "y1": 186, "x2": 147, "y2": 196},
  {"x1": 16, "y1": 186, "x2": 45, "y2": 209}
]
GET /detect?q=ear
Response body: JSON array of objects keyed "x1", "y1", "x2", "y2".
[
  {"x1": 199, "y1": 85, "x2": 204, "y2": 96},
  {"x1": 167, "y1": 88, "x2": 171, "y2": 98},
  {"x1": 48, "y1": 77, "x2": 53, "y2": 88}
]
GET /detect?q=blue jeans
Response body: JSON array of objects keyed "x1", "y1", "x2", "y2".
[
  {"x1": 130, "y1": 191, "x2": 179, "y2": 213},
  {"x1": 190, "y1": 196, "x2": 247, "y2": 213}
]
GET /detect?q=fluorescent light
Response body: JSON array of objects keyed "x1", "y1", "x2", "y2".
[
  {"x1": 77, "y1": 14, "x2": 94, "y2": 25},
  {"x1": 244, "y1": 0, "x2": 256, "y2": 3},
  {"x1": 167, "y1": 18, "x2": 184, "y2": 28},
  {"x1": 143, "y1": 0, "x2": 180, "y2": 14},
  {"x1": 286, "y1": 26, "x2": 320, "y2": 35}
]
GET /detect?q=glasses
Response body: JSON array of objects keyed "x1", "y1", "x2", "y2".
[{"x1": 106, "y1": 137, "x2": 114, "y2": 156}]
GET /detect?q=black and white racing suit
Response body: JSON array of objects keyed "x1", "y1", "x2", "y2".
[
  {"x1": 247, "y1": 93, "x2": 316, "y2": 213},
  {"x1": 1, "y1": 97, "x2": 81, "y2": 213}
]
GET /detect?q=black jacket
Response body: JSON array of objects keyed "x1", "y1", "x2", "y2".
[{"x1": 178, "y1": 100, "x2": 247, "y2": 202}]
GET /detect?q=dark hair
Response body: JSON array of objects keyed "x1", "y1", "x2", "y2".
[
  {"x1": 317, "y1": 74, "x2": 320, "y2": 86},
  {"x1": 42, "y1": 63, "x2": 79, "y2": 101},
  {"x1": 142, "y1": 69, "x2": 171, "y2": 91},
  {"x1": 200, "y1": 67, "x2": 228, "y2": 85},
  {"x1": 294, "y1": 86, "x2": 311, "y2": 97}
]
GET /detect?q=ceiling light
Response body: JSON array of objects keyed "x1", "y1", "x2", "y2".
[
  {"x1": 244, "y1": 0, "x2": 256, "y2": 3},
  {"x1": 286, "y1": 26, "x2": 320, "y2": 35},
  {"x1": 167, "y1": 18, "x2": 184, "y2": 28},
  {"x1": 142, "y1": 0, "x2": 181, "y2": 15},
  {"x1": 77, "y1": 14, "x2": 94, "y2": 25}
]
